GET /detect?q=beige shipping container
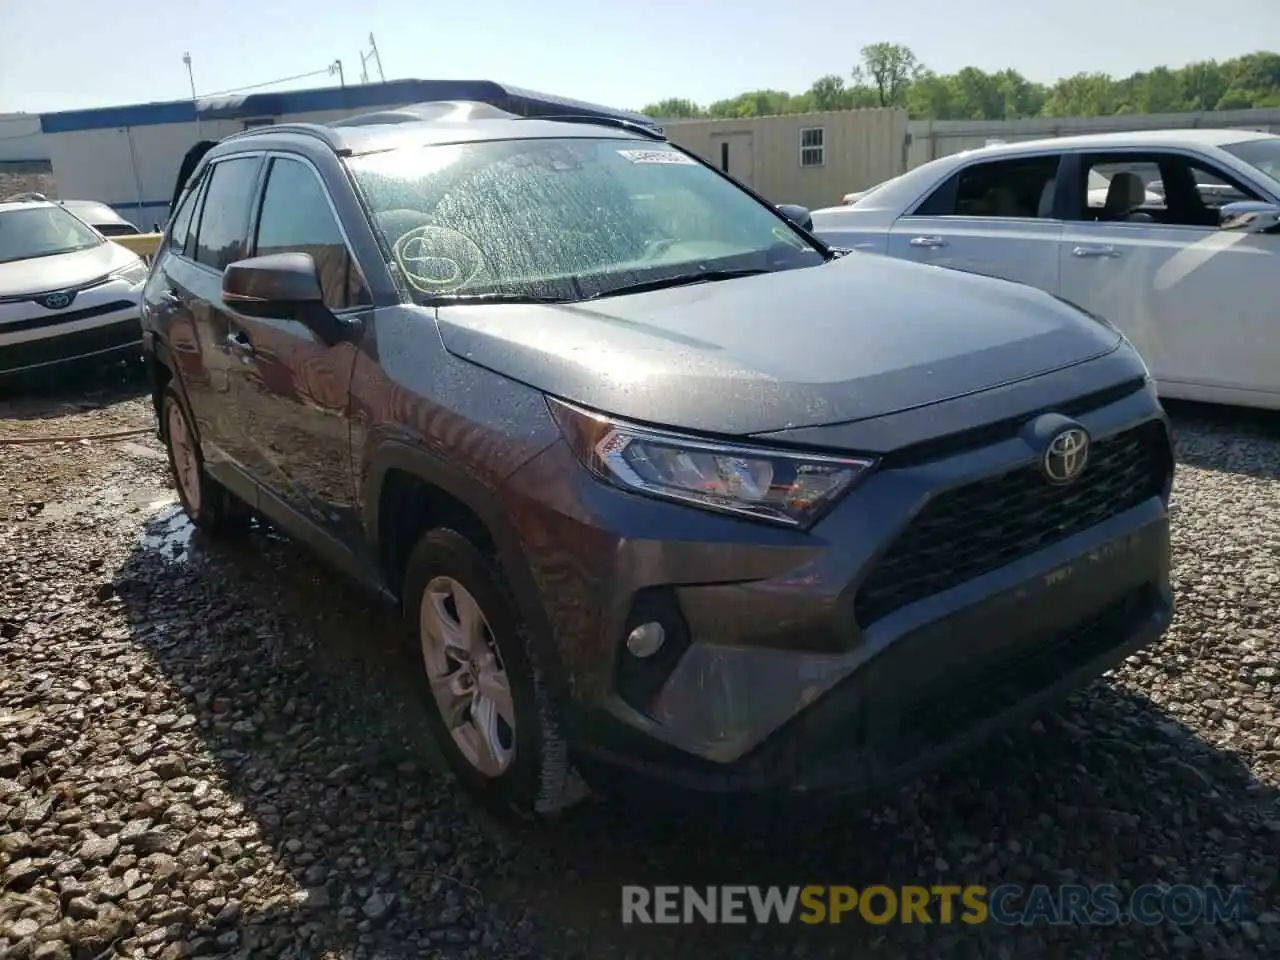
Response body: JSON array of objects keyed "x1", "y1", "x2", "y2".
[{"x1": 661, "y1": 108, "x2": 907, "y2": 210}]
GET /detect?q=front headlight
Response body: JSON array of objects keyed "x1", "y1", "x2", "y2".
[
  {"x1": 548, "y1": 397, "x2": 876, "y2": 528},
  {"x1": 111, "y1": 259, "x2": 149, "y2": 286}
]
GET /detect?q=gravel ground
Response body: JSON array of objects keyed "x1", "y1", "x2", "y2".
[{"x1": 2, "y1": 372, "x2": 1279, "y2": 959}]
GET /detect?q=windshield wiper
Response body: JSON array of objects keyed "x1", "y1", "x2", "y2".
[
  {"x1": 584, "y1": 268, "x2": 770, "y2": 300},
  {"x1": 425, "y1": 292, "x2": 574, "y2": 305}
]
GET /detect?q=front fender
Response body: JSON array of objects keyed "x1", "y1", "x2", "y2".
[{"x1": 359, "y1": 437, "x2": 572, "y2": 706}]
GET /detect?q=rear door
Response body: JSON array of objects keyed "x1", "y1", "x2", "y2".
[
  {"x1": 175, "y1": 154, "x2": 267, "y2": 486},
  {"x1": 149, "y1": 171, "x2": 217, "y2": 443},
  {"x1": 887, "y1": 152, "x2": 1066, "y2": 293}
]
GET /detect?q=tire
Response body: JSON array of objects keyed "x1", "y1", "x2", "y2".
[
  {"x1": 160, "y1": 384, "x2": 250, "y2": 535},
  {"x1": 403, "y1": 527, "x2": 586, "y2": 821}
]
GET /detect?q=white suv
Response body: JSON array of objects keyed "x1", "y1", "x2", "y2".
[{"x1": 0, "y1": 199, "x2": 149, "y2": 383}]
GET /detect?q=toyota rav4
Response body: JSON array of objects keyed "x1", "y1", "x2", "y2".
[{"x1": 140, "y1": 100, "x2": 1174, "y2": 819}]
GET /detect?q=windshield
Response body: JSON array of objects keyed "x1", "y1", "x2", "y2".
[
  {"x1": 1222, "y1": 138, "x2": 1280, "y2": 189},
  {"x1": 347, "y1": 137, "x2": 825, "y2": 301},
  {"x1": 0, "y1": 206, "x2": 102, "y2": 264}
]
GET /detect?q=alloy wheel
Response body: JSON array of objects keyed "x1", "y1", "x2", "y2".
[
  {"x1": 166, "y1": 401, "x2": 201, "y2": 514},
  {"x1": 419, "y1": 575, "x2": 517, "y2": 777}
]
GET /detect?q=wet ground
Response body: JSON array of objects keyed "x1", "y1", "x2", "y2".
[{"x1": 2, "y1": 370, "x2": 1279, "y2": 959}]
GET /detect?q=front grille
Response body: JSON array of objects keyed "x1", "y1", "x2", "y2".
[
  {"x1": 855, "y1": 421, "x2": 1170, "y2": 625},
  {"x1": 2, "y1": 299, "x2": 135, "y2": 334}
]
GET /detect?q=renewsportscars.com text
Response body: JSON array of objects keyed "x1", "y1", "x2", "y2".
[{"x1": 621, "y1": 884, "x2": 1251, "y2": 926}]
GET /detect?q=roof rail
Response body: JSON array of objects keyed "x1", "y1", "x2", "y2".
[
  {"x1": 523, "y1": 114, "x2": 666, "y2": 140},
  {"x1": 334, "y1": 100, "x2": 519, "y2": 127},
  {"x1": 221, "y1": 122, "x2": 349, "y2": 154}
]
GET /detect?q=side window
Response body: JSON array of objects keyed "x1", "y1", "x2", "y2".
[
  {"x1": 253, "y1": 157, "x2": 371, "y2": 310},
  {"x1": 915, "y1": 156, "x2": 1060, "y2": 219},
  {"x1": 1075, "y1": 153, "x2": 1260, "y2": 228},
  {"x1": 183, "y1": 179, "x2": 208, "y2": 260},
  {"x1": 193, "y1": 157, "x2": 261, "y2": 270},
  {"x1": 1186, "y1": 165, "x2": 1255, "y2": 210},
  {"x1": 167, "y1": 183, "x2": 197, "y2": 253},
  {"x1": 1083, "y1": 160, "x2": 1164, "y2": 217},
  {"x1": 167, "y1": 173, "x2": 205, "y2": 257}
]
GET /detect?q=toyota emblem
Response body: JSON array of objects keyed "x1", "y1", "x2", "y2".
[
  {"x1": 38, "y1": 291, "x2": 74, "y2": 310},
  {"x1": 1042, "y1": 427, "x2": 1090, "y2": 485}
]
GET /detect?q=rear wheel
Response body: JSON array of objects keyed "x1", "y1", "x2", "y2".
[
  {"x1": 160, "y1": 385, "x2": 249, "y2": 534},
  {"x1": 403, "y1": 528, "x2": 586, "y2": 820}
]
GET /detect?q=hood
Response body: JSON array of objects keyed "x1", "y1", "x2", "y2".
[
  {"x1": 0, "y1": 242, "x2": 139, "y2": 298},
  {"x1": 435, "y1": 254, "x2": 1122, "y2": 436}
]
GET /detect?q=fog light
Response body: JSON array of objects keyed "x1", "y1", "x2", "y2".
[{"x1": 626, "y1": 621, "x2": 666, "y2": 658}]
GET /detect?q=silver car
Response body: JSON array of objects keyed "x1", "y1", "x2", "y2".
[{"x1": 0, "y1": 199, "x2": 149, "y2": 381}]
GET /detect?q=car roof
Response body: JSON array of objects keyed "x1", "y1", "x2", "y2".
[
  {"x1": 969, "y1": 128, "x2": 1277, "y2": 156},
  {"x1": 812, "y1": 128, "x2": 1279, "y2": 217},
  {"x1": 58, "y1": 199, "x2": 130, "y2": 223},
  {"x1": 206, "y1": 100, "x2": 665, "y2": 161},
  {"x1": 0, "y1": 199, "x2": 58, "y2": 213}
]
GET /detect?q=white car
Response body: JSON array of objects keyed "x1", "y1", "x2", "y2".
[
  {"x1": 811, "y1": 129, "x2": 1280, "y2": 410},
  {"x1": 0, "y1": 199, "x2": 149, "y2": 382}
]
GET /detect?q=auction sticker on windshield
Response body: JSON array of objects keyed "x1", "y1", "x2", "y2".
[{"x1": 617, "y1": 149, "x2": 696, "y2": 165}]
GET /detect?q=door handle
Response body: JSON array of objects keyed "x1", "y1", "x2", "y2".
[
  {"x1": 1072, "y1": 245, "x2": 1121, "y2": 258},
  {"x1": 909, "y1": 236, "x2": 948, "y2": 249},
  {"x1": 225, "y1": 330, "x2": 255, "y2": 358}
]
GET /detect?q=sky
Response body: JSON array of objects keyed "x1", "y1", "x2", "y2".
[{"x1": 2, "y1": 0, "x2": 1278, "y2": 115}]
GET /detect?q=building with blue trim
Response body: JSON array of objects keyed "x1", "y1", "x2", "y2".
[{"x1": 37, "y1": 79, "x2": 657, "y2": 228}]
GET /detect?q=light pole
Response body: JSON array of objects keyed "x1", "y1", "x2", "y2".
[
  {"x1": 360, "y1": 34, "x2": 385, "y2": 84},
  {"x1": 368, "y1": 34, "x2": 385, "y2": 83},
  {"x1": 183, "y1": 52, "x2": 202, "y2": 138},
  {"x1": 329, "y1": 59, "x2": 345, "y2": 88}
]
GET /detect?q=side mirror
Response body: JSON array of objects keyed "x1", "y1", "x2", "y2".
[
  {"x1": 222, "y1": 252, "x2": 346, "y2": 344},
  {"x1": 1218, "y1": 200, "x2": 1280, "y2": 234},
  {"x1": 776, "y1": 203, "x2": 813, "y2": 232}
]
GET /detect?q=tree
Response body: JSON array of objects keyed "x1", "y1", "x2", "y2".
[
  {"x1": 808, "y1": 74, "x2": 850, "y2": 112},
  {"x1": 994, "y1": 69, "x2": 1048, "y2": 119},
  {"x1": 641, "y1": 97, "x2": 704, "y2": 119},
  {"x1": 1133, "y1": 67, "x2": 1185, "y2": 114},
  {"x1": 1043, "y1": 72, "x2": 1121, "y2": 117},
  {"x1": 950, "y1": 66, "x2": 1006, "y2": 119},
  {"x1": 1179, "y1": 61, "x2": 1228, "y2": 110},
  {"x1": 647, "y1": 46, "x2": 1280, "y2": 122},
  {"x1": 905, "y1": 70, "x2": 954, "y2": 119},
  {"x1": 859, "y1": 42, "x2": 919, "y2": 107},
  {"x1": 706, "y1": 90, "x2": 797, "y2": 118}
]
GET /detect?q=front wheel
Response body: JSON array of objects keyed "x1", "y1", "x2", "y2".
[{"x1": 403, "y1": 527, "x2": 585, "y2": 821}]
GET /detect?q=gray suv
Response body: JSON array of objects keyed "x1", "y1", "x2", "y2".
[{"x1": 140, "y1": 100, "x2": 1174, "y2": 819}]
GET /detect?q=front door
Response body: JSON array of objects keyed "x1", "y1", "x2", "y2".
[
  {"x1": 887, "y1": 152, "x2": 1065, "y2": 293},
  {"x1": 221, "y1": 154, "x2": 370, "y2": 540},
  {"x1": 710, "y1": 132, "x2": 755, "y2": 188},
  {"x1": 1058, "y1": 150, "x2": 1280, "y2": 406}
]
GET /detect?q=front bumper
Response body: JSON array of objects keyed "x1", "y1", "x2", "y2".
[
  {"x1": 0, "y1": 314, "x2": 142, "y2": 377},
  {"x1": 0, "y1": 279, "x2": 143, "y2": 377},
  {"x1": 501, "y1": 379, "x2": 1174, "y2": 798}
]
